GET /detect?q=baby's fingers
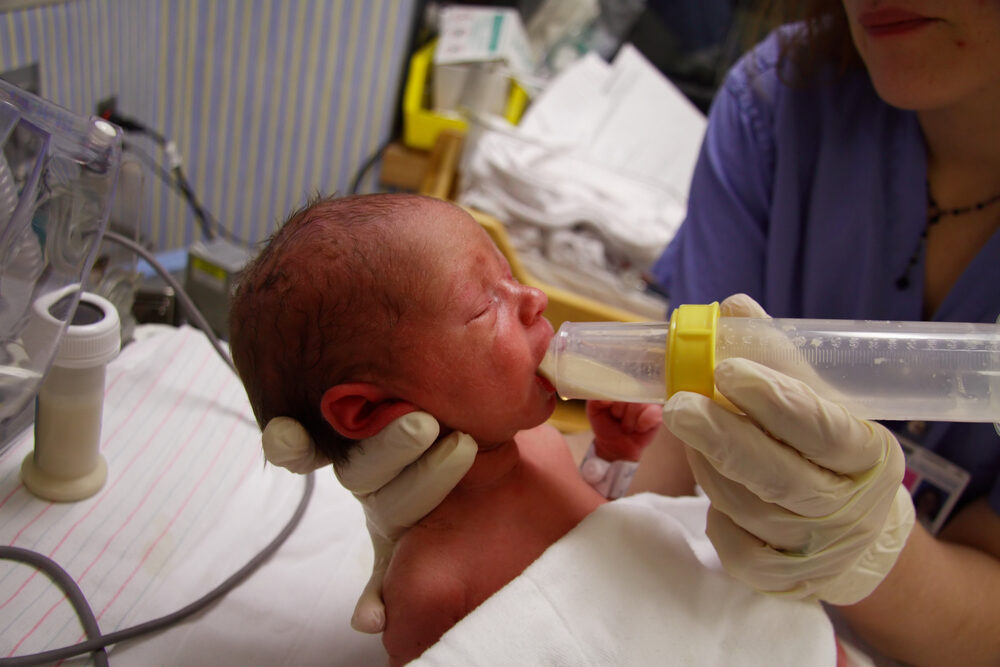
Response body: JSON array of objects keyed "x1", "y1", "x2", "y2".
[
  {"x1": 613, "y1": 402, "x2": 660, "y2": 433},
  {"x1": 634, "y1": 403, "x2": 662, "y2": 434}
]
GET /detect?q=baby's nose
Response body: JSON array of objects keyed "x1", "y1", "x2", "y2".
[{"x1": 518, "y1": 284, "x2": 548, "y2": 325}]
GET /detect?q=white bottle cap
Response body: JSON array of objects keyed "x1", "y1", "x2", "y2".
[{"x1": 25, "y1": 285, "x2": 120, "y2": 369}]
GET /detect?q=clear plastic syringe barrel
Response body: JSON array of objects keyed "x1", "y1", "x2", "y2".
[
  {"x1": 544, "y1": 321, "x2": 670, "y2": 404},
  {"x1": 544, "y1": 318, "x2": 1000, "y2": 422}
]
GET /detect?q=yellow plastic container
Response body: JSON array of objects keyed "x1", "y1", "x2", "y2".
[{"x1": 403, "y1": 40, "x2": 530, "y2": 150}]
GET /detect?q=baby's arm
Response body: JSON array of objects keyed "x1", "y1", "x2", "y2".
[
  {"x1": 586, "y1": 401, "x2": 661, "y2": 461},
  {"x1": 582, "y1": 401, "x2": 661, "y2": 497}
]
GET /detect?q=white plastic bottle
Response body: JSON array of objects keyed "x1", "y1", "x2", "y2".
[
  {"x1": 540, "y1": 303, "x2": 1000, "y2": 423},
  {"x1": 21, "y1": 289, "x2": 120, "y2": 502}
]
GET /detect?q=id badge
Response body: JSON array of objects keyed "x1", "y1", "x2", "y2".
[{"x1": 897, "y1": 434, "x2": 971, "y2": 535}]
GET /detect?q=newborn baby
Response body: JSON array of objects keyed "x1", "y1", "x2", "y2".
[{"x1": 229, "y1": 193, "x2": 659, "y2": 664}]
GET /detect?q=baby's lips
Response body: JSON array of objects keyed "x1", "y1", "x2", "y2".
[
  {"x1": 537, "y1": 320, "x2": 556, "y2": 375},
  {"x1": 536, "y1": 372, "x2": 556, "y2": 394},
  {"x1": 537, "y1": 344, "x2": 556, "y2": 385}
]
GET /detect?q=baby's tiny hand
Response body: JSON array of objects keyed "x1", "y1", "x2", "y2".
[{"x1": 586, "y1": 400, "x2": 661, "y2": 462}]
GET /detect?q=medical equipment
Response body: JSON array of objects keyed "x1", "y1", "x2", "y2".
[
  {"x1": 0, "y1": 76, "x2": 120, "y2": 437},
  {"x1": 0, "y1": 78, "x2": 317, "y2": 666},
  {"x1": 20, "y1": 288, "x2": 120, "y2": 501},
  {"x1": 185, "y1": 236, "x2": 253, "y2": 337},
  {"x1": 541, "y1": 302, "x2": 1000, "y2": 423}
]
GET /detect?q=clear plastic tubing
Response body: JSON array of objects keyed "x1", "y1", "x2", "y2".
[{"x1": 541, "y1": 303, "x2": 1000, "y2": 423}]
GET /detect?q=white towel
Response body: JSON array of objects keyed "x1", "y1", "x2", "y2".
[
  {"x1": 458, "y1": 44, "x2": 707, "y2": 271},
  {"x1": 413, "y1": 493, "x2": 837, "y2": 666}
]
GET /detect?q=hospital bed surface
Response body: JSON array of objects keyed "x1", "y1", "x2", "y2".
[{"x1": 1, "y1": 324, "x2": 384, "y2": 665}]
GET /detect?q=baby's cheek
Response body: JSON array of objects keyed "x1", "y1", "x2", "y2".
[{"x1": 488, "y1": 337, "x2": 532, "y2": 382}]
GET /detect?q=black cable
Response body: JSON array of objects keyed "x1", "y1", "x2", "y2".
[
  {"x1": 0, "y1": 474, "x2": 314, "y2": 666},
  {"x1": 122, "y1": 143, "x2": 253, "y2": 249},
  {"x1": 121, "y1": 141, "x2": 174, "y2": 196},
  {"x1": 105, "y1": 113, "x2": 167, "y2": 145},
  {"x1": 170, "y1": 164, "x2": 218, "y2": 240},
  {"x1": 0, "y1": 547, "x2": 110, "y2": 667},
  {"x1": 349, "y1": 138, "x2": 392, "y2": 195},
  {"x1": 108, "y1": 111, "x2": 220, "y2": 241}
]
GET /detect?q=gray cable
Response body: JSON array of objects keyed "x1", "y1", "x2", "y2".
[
  {"x1": 0, "y1": 233, "x2": 314, "y2": 666},
  {"x1": 0, "y1": 474, "x2": 314, "y2": 666},
  {"x1": 100, "y1": 230, "x2": 236, "y2": 374},
  {"x1": 0, "y1": 547, "x2": 109, "y2": 667}
]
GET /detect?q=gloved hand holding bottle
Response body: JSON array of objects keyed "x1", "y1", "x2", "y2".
[
  {"x1": 662, "y1": 294, "x2": 915, "y2": 605},
  {"x1": 262, "y1": 411, "x2": 476, "y2": 633}
]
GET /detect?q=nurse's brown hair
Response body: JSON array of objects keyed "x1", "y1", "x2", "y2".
[{"x1": 746, "y1": 0, "x2": 862, "y2": 85}]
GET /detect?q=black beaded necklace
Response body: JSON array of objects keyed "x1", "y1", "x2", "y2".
[{"x1": 895, "y1": 183, "x2": 1000, "y2": 290}]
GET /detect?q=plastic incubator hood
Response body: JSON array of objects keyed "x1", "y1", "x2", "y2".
[{"x1": 0, "y1": 76, "x2": 122, "y2": 444}]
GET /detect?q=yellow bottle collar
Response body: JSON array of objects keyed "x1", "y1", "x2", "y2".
[{"x1": 667, "y1": 302, "x2": 719, "y2": 398}]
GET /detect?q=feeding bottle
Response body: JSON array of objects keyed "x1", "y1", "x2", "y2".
[{"x1": 539, "y1": 303, "x2": 1000, "y2": 423}]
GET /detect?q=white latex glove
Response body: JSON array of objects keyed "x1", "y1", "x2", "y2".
[
  {"x1": 262, "y1": 412, "x2": 476, "y2": 633},
  {"x1": 662, "y1": 294, "x2": 915, "y2": 606},
  {"x1": 333, "y1": 412, "x2": 477, "y2": 632}
]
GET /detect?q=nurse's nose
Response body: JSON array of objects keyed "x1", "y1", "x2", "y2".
[{"x1": 518, "y1": 284, "x2": 548, "y2": 325}]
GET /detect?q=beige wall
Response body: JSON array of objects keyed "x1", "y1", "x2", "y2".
[{"x1": 0, "y1": 0, "x2": 416, "y2": 249}]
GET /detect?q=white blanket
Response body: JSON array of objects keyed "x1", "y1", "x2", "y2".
[
  {"x1": 459, "y1": 44, "x2": 706, "y2": 272},
  {"x1": 0, "y1": 325, "x2": 383, "y2": 665},
  {"x1": 415, "y1": 493, "x2": 838, "y2": 666}
]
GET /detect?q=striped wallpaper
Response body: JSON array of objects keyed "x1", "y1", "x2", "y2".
[{"x1": 0, "y1": 0, "x2": 417, "y2": 250}]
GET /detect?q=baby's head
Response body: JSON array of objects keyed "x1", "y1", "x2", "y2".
[
  {"x1": 230, "y1": 193, "x2": 556, "y2": 465},
  {"x1": 231, "y1": 193, "x2": 426, "y2": 463}
]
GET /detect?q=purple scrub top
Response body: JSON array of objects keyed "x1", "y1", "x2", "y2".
[{"x1": 651, "y1": 28, "x2": 1000, "y2": 516}]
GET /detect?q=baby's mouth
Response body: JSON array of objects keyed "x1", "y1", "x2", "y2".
[{"x1": 536, "y1": 327, "x2": 557, "y2": 393}]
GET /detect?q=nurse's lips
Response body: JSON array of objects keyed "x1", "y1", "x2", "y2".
[{"x1": 859, "y1": 8, "x2": 936, "y2": 37}]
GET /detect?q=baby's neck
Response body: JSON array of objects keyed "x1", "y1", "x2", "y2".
[{"x1": 455, "y1": 438, "x2": 520, "y2": 491}]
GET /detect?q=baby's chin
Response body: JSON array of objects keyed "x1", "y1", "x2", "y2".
[
  {"x1": 472, "y1": 414, "x2": 554, "y2": 449},
  {"x1": 519, "y1": 392, "x2": 557, "y2": 434},
  {"x1": 451, "y1": 385, "x2": 558, "y2": 445}
]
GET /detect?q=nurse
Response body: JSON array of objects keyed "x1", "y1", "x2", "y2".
[
  {"x1": 333, "y1": 1, "x2": 998, "y2": 664},
  {"x1": 648, "y1": 1, "x2": 1000, "y2": 664}
]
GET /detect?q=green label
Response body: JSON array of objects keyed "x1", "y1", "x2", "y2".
[{"x1": 489, "y1": 15, "x2": 502, "y2": 52}]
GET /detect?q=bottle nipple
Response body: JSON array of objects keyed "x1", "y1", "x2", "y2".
[{"x1": 538, "y1": 346, "x2": 557, "y2": 385}]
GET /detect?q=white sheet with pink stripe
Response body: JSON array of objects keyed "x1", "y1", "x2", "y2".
[{"x1": 0, "y1": 324, "x2": 384, "y2": 665}]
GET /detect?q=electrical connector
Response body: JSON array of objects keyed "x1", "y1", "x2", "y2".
[{"x1": 96, "y1": 95, "x2": 117, "y2": 120}]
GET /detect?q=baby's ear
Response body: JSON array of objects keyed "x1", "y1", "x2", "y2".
[{"x1": 320, "y1": 383, "x2": 418, "y2": 440}]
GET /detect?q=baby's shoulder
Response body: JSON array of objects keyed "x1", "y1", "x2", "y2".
[
  {"x1": 382, "y1": 567, "x2": 469, "y2": 664},
  {"x1": 383, "y1": 539, "x2": 469, "y2": 661},
  {"x1": 384, "y1": 554, "x2": 466, "y2": 612}
]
